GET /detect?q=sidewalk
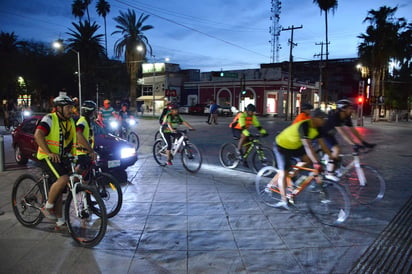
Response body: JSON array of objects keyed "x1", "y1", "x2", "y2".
[{"x1": 0, "y1": 115, "x2": 411, "y2": 273}]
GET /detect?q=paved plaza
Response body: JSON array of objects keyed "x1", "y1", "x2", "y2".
[{"x1": 0, "y1": 114, "x2": 411, "y2": 273}]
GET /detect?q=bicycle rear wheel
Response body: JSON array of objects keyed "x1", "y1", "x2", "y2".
[
  {"x1": 181, "y1": 143, "x2": 202, "y2": 173},
  {"x1": 255, "y1": 166, "x2": 283, "y2": 207},
  {"x1": 93, "y1": 172, "x2": 123, "y2": 218},
  {"x1": 251, "y1": 146, "x2": 276, "y2": 173},
  {"x1": 153, "y1": 139, "x2": 167, "y2": 166},
  {"x1": 127, "y1": 132, "x2": 140, "y2": 151},
  {"x1": 65, "y1": 185, "x2": 107, "y2": 248},
  {"x1": 11, "y1": 174, "x2": 45, "y2": 227},
  {"x1": 219, "y1": 143, "x2": 240, "y2": 168},
  {"x1": 306, "y1": 180, "x2": 350, "y2": 226}
]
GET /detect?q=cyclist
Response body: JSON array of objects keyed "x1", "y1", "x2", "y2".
[
  {"x1": 118, "y1": 103, "x2": 134, "y2": 129},
  {"x1": 75, "y1": 100, "x2": 98, "y2": 180},
  {"x1": 319, "y1": 99, "x2": 376, "y2": 179},
  {"x1": 161, "y1": 104, "x2": 195, "y2": 165},
  {"x1": 271, "y1": 108, "x2": 331, "y2": 209},
  {"x1": 159, "y1": 101, "x2": 172, "y2": 125},
  {"x1": 34, "y1": 95, "x2": 77, "y2": 231},
  {"x1": 98, "y1": 99, "x2": 118, "y2": 128},
  {"x1": 229, "y1": 110, "x2": 244, "y2": 139},
  {"x1": 293, "y1": 103, "x2": 313, "y2": 124},
  {"x1": 233, "y1": 104, "x2": 268, "y2": 158}
]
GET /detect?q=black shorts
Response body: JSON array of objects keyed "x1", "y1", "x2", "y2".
[
  {"x1": 40, "y1": 158, "x2": 71, "y2": 185},
  {"x1": 323, "y1": 135, "x2": 339, "y2": 148},
  {"x1": 273, "y1": 144, "x2": 305, "y2": 171}
]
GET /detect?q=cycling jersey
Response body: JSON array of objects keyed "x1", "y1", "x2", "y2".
[
  {"x1": 233, "y1": 112, "x2": 261, "y2": 130},
  {"x1": 319, "y1": 109, "x2": 353, "y2": 137},
  {"x1": 276, "y1": 119, "x2": 320, "y2": 150},
  {"x1": 162, "y1": 113, "x2": 184, "y2": 133},
  {"x1": 76, "y1": 116, "x2": 94, "y2": 155}
]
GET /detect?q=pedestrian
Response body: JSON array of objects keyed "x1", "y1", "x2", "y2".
[
  {"x1": 141, "y1": 103, "x2": 145, "y2": 116},
  {"x1": 208, "y1": 100, "x2": 219, "y2": 125}
]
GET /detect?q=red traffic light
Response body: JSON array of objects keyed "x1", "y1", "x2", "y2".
[{"x1": 357, "y1": 96, "x2": 364, "y2": 104}]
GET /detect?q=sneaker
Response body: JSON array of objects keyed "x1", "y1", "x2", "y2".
[
  {"x1": 167, "y1": 160, "x2": 173, "y2": 166},
  {"x1": 54, "y1": 223, "x2": 67, "y2": 232},
  {"x1": 41, "y1": 207, "x2": 57, "y2": 221},
  {"x1": 273, "y1": 201, "x2": 289, "y2": 210},
  {"x1": 325, "y1": 173, "x2": 340, "y2": 182}
]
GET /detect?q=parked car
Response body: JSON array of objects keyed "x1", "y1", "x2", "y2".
[
  {"x1": 178, "y1": 106, "x2": 190, "y2": 114},
  {"x1": 189, "y1": 104, "x2": 207, "y2": 115},
  {"x1": 12, "y1": 115, "x2": 138, "y2": 175}
]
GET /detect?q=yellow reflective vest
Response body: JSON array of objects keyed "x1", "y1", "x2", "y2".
[{"x1": 76, "y1": 116, "x2": 94, "y2": 156}]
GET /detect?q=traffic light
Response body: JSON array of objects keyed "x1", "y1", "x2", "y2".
[
  {"x1": 241, "y1": 90, "x2": 247, "y2": 95},
  {"x1": 357, "y1": 96, "x2": 364, "y2": 104}
]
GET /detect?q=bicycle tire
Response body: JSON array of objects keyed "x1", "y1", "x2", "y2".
[
  {"x1": 255, "y1": 166, "x2": 283, "y2": 207},
  {"x1": 11, "y1": 174, "x2": 45, "y2": 227},
  {"x1": 127, "y1": 132, "x2": 140, "y2": 151},
  {"x1": 154, "y1": 130, "x2": 161, "y2": 141},
  {"x1": 305, "y1": 179, "x2": 351, "y2": 226},
  {"x1": 65, "y1": 184, "x2": 107, "y2": 248},
  {"x1": 251, "y1": 146, "x2": 276, "y2": 173},
  {"x1": 93, "y1": 172, "x2": 123, "y2": 218},
  {"x1": 219, "y1": 143, "x2": 240, "y2": 169},
  {"x1": 153, "y1": 139, "x2": 167, "y2": 166},
  {"x1": 181, "y1": 143, "x2": 202, "y2": 173},
  {"x1": 341, "y1": 164, "x2": 385, "y2": 205}
]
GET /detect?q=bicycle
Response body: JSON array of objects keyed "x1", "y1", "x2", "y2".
[
  {"x1": 320, "y1": 145, "x2": 385, "y2": 205},
  {"x1": 80, "y1": 159, "x2": 123, "y2": 218},
  {"x1": 219, "y1": 133, "x2": 276, "y2": 173},
  {"x1": 153, "y1": 129, "x2": 202, "y2": 173},
  {"x1": 11, "y1": 156, "x2": 108, "y2": 247},
  {"x1": 118, "y1": 118, "x2": 140, "y2": 151},
  {"x1": 255, "y1": 163, "x2": 351, "y2": 226}
]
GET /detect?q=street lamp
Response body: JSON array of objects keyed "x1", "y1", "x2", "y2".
[{"x1": 53, "y1": 40, "x2": 82, "y2": 108}]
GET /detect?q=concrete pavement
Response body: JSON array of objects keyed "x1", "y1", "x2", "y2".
[{"x1": 0, "y1": 114, "x2": 411, "y2": 273}]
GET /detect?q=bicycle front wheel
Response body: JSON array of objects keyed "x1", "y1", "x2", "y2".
[
  {"x1": 93, "y1": 172, "x2": 123, "y2": 218},
  {"x1": 251, "y1": 146, "x2": 276, "y2": 173},
  {"x1": 181, "y1": 143, "x2": 202, "y2": 173},
  {"x1": 255, "y1": 166, "x2": 282, "y2": 207},
  {"x1": 219, "y1": 143, "x2": 240, "y2": 169},
  {"x1": 127, "y1": 132, "x2": 140, "y2": 151},
  {"x1": 341, "y1": 165, "x2": 385, "y2": 205},
  {"x1": 153, "y1": 139, "x2": 167, "y2": 166},
  {"x1": 11, "y1": 174, "x2": 45, "y2": 227},
  {"x1": 65, "y1": 185, "x2": 107, "y2": 248},
  {"x1": 306, "y1": 180, "x2": 350, "y2": 226},
  {"x1": 154, "y1": 130, "x2": 161, "y2": 141}
]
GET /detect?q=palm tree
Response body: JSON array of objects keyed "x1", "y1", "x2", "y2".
[
  {"x1": 66, "y1": 20, "x2": 105, "y2": 98},
  {"x1": 96, "y1": 0, "x2": 110, "y2": 57},
  {"x1": 112, "y1": 9, "x2": 153, "y2": 106},
  {"x1": 313, "y1": 0, "x2": 338, "y2": 103},
  {"x1": 357, "y1": 6, "x2": 405, "y2": 120},
  {"x1": 83, "y1": 0, "x2": 92, "y2": 22},
  {"x1": 71, "y1": 0, "x2": 85, "y2": 22}
]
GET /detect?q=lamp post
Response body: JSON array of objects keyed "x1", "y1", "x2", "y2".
[
  {"x1": 356, "y1": 64, "x2": 364, "y2": 126},
  {"x1": 152, "y1": 55, "x2": 156, "y2": 117},
  {"x1": 53, "y1": 40, "x2": 82, "y2": 108}
]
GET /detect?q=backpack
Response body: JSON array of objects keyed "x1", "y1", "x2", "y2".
[{"x1": 159, "y1": 108, "x2": 169, "y2": 125}]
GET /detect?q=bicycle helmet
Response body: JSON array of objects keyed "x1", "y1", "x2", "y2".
[
  {"x1": 246, "y1": 104, "x2": 256, "y2": 112},
  {"x1": 336, "y1": 99, "x2": 353, "y2": 109},
  {"x1": 311, "y1": 108, "x2": 327, "y2": 119},
  {"x1": 301, "y1": 103, "x2": 314, "y2": 111},
  {"x1": 81, "y1": 100, "x2": 97, "y2": 112},
  {"x1": 53, "y1": 95, "x2": 75, "y2": 107}
]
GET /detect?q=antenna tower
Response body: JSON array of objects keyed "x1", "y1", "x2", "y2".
[{"x1": 269, "y1": 0, "x2": 281, "y2": 63}]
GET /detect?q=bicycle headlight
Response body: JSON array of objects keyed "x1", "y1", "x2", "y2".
[
  {"x1": 120, "y1": 147, "x2": 136, "y2": 159},
  {"x1": 110, "y1": 120, "x2": 119, "y2": 129},
  {"x1": 128, "y1": 119, "x2": 136, "y2": 126}
]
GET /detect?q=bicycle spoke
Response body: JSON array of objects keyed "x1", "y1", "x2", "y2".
[
  {"x1": 181, "y1": 144, "x2": 202, "y2": 173},
  {"x1": 252, "y1": 146, "x2": 276, "y2": 173},
  {"x1": 255, "y1": 166, "x2": 283, "y2": 207},
  {"x1": 219, "y1": 143, "x2": 240, "y2": 168},
  {"x1": 153, "y1": 139, "x2": 168, "y2": 166}
]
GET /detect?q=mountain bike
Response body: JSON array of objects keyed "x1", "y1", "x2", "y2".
[
  {"x1": 11, "y1": 156, "x2": 107, "y2": 247},
  {"x1": 219, "y1": 133, "x2": 275, "y2": 173},
  {"x1": 153, "y1": 129, "x2": 202, "y2": 173},
  {"x1": 80, "y1": 159, "x2": 123, "y2": 218},
  {"x1": 115, "y1": 118, "x2": 140, "y2": 151},
  {"x1": 255, "y1": 163, "x2": 351, "y2": 226},
  {"x1": 320, "y1": 145, "x2": 385, "y2": 205}
]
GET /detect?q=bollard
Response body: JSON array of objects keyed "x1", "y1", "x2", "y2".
[{"x1": 0, "y1": 135, "x2": 4, "y2": 172}]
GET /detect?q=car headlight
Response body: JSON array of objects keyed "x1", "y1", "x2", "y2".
[{"x1": 120, "y1": 147, "x2": 136, "y2": 159}]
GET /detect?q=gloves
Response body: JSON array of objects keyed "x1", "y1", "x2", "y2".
[
  {"x1": 242, "y1": 129, "x2": 250, "y2": 137},
  {"x1": 362, "y1": 141, "x2": 376, "y2": 148},
  {"x1": 259, "y1": 128, "x2": 268, "y2": 137}
]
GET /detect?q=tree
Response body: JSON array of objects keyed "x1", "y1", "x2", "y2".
[
  {"x1": 71, "y1": 0, "x2": 85, "y2": 22},
  {"x1": 112, "y1": 9, "x2": 153, "y2": 108},
  {"x1": 96, "y1": 0, "x2": 111, "y2": 57},
  {"x1": 313, "y1": 0, "x2": 338, "y2": 103},
  {"x1": 66, "y1": 20, "x2": 106, "y2": 99},
  {"x1": 357, "y1": 6, "x2": 408, "y2": 118}
]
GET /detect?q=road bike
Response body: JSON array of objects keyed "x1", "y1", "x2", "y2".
[
  {"x1": 80, "y1": 159, "x2": 123, "y2": 218},
  {"x1": 219, "y1": 133, "x2": 275, "y2": 173},
  {"x1": 320, "y1": 145, "x2": 385, "y2": 205},
  {"x1": 153, "y1": 129, "x2": 202, "y2": 173},
  {"x1": 255, "y1": 163, "x2": 351, "y2": 226},
  {"x1": 11, "y1": 156, "x2": 107, "y2": 247}
]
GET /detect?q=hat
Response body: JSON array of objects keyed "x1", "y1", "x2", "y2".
[{"x1": 311, "y1": 108, "x2": 327, "y2": 119}]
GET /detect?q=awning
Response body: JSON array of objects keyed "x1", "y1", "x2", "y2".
[{"x1": 136, "y1": 96, "x2": 165, "y2": 101}]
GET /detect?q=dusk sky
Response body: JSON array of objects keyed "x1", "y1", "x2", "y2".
[{"x1": 0, "y1": 0, "x2": 410, "y2": 71}]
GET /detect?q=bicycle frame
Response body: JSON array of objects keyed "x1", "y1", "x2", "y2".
[
  {"x1": 242, "y1": 135, "x2": 263, "y2": 160},
  {"x1": 338, "y1": 151, "x2": 367, "y2": 186}
]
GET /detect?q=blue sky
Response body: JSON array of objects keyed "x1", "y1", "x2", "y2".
[{"x1": 0, "y1": 0, "x2": 410, "y2": 71}]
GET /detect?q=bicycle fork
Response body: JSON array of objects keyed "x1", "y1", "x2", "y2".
[
  {"x1": 353, "y1": 156, "x2": 367, "y2": 186},
  {"x1": 69, "y1": 173, "x2": 89, "y2": 218}
]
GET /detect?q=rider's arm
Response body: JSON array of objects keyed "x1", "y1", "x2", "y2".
[
  {"x1": 336, "y1": 126, "x2": 357, "y2": 145},
  {"x1": 182, "y1": 121, "x2": 194, "y2": 130},
  {"x1": 301, "y1": 138, "x2": 320, "y2": 164},
  {"x1": 252, "y1": 115, "x2": 267, "y2": 134}
]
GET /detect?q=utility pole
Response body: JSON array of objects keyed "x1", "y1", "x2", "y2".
[
  {"x1": 314, "y1": 41, "x2": 329, "y2": 109},
  {"x1": 282, "y1": 25, "x2": 302, "y2": 120}
]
